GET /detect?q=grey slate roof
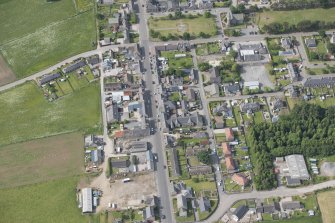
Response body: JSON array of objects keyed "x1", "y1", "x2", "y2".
[
  {"x1": 304, "y1": 77, "x2": 335, "y2": 88},
  {"x1": 63, "y1": 60, "x2": 86, "y2": 74},
  {"x1": 39, "y1": 72, "x2": 61, "y2": 85},
  {"x1": 233, "y1": 205, "x2": 248, "y2": 220}
]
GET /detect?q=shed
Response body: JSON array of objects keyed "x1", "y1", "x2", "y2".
[{"x1": 82, "y1": 188, "x2": 93, "y2": 213}]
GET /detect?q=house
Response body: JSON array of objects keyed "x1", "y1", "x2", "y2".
[
  {"x1": 38, "y1": 72, "x2": 61, "y2": 85},
  {"x1": 281, "y1": 38, "x2": 292, "y2": 49},
  {"x1": 240, "y1": 102, "x2": 260, "y2": 113},
  {"x1": 305, "y1": 38, "x2": 317, "y2": 48},
  {"x1": 304, "y1": 77, "x2": 335, "y2": 88},
  {"x1": 244, "y1": 81, "x2": 259, "y2": 90},
  {"x1": 87, "y1": 55, "x2": 100, "y2": 67},
  {"x1": 281, "y1": 201, "x2": 302, "y2": 211},
  {"x1": 106, "y1": 104, "x2": 120, "y2": 123},
  {"x1": 214, "y1": 116, "x2": 224, "y2": 129},
  {"x1": 287, "y1": 63, "x2": 299, "y2": 82},
  {"x1": 198, "y1": 197, "x2": 211, "y2": 212},
  {"x1": 227, "y1": 12, "x2": 244, "y2": 26},
  {"x1": 222, "y1": 142, "x2": 232, "y2": 157},
  {"x1": 166, "y1": 114, "x2": 204, "y2": 129},
  {"x1": 146, "y1": 150, "x2": 154, "y2": 170},
  {"x1": 207, "y1": 67, "x2": 221, "y2": 84},
  {"x1": 288, "y1": 85, "x2": 299, "y2": 97},
  {"x1": 232, "y1": 205, "x2": 248, "y2": 222},
  {"x1": 185, "y1": 88, "x2": 196, "y2": 101},
  {"x1": 204, "y1": 83, "x2": 220, "y2": 97},
  {"x1": 143, "y1": 206, "x2": 155, "y2": 221},
  {"x1": 82, "y1": 188, "x2": 93, "y2": 213},
  {"x1": 108, "y1": 16, "x2": 120, "y2": 30},
  {"x1": 271, "y1": 98, "x2": 284, "y2": 112},
  {"x1": 225, "y1": 157, "x2": 236, "y2": 172},
  {"x1": 104, "y1": 82, "x2": 123, "y2": 91},
  {"x1": 256, "y1": 202, "x2": 280, "y2": 214},
  {"x1": 100, "y1": 37, "x2": 111, "y2": 46},
  {"x1": 232, "y1": 173, "x2": 249, "y2": 186},
  {"x1": 189, "y1": 165, "x2": 212, "y2": 175},
  {"x1": 176, "y1": 194, "x2": 188, "y2": 217},
  {"x1": 330, "y1": 32, "x2": 335, "y2": 44},
  {"x1": 171, "y1": 147, "x2": 181, "y2": 176},
  {"x1": 285, "y1": 154, "x2": 310, "y2": 180},
  {"x1": 62, "y1": 60, "x2": 86, "y2": 74},
  {"x1": 223, "y1": 84, "x2": 240, "y2": 96},
  {"x1": 225, "y1": 128, "x2": 234, "y2": 142}
]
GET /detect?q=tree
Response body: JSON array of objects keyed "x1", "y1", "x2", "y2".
[
  {"x1": 182, "y1": 32, "x2": 191, "y2": 40},
  {"x1": 204, "y1": 11, "x2": 211, "y2": 18},
  {"x1": 197, "y1": 150, "x2": 211, "y2": 165},
  {"x1": 327, "y1": 43, "x2": 335, "y2": 54},
  {"x1": 198, "y1": 62, "x2": 211, "y2": 71},
  {"x1": 168, "y1": 13, "x2": 173, "y2": 19},
  {"x1": 174, "y1": 11, "x2": 182, "y2": 19},
  {"x1": 229, "y1": 50, "x2": 238, "y2": 60},
  {"x1": 319, "y1": 30, "x2": 326, "y2": 38}
]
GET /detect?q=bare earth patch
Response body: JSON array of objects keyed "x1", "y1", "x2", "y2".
[{"x1": 0, "y1": 54, "x2": 16, "y2": 86}]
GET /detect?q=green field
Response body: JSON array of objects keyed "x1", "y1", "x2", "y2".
[
  {"x1": 0, "y1": 81, "x2": 102, "y2": 146},
  {"x1": 0, "y1": 177, "x2": 91, "y2": 223},
  {"x1": 262, "y1": 216, "x2": 322, "y2": 223},
  {"x1": 258, "y1": 8, "x2": 335, "y2": 27},
  {"x1": 148, "y1": 16, "x2": 217, "y2": 37},
  {"x1": 0, "y1": 11, "x2": 96, "y2": 78},
  {"x1": 0, "y1": 133, "x2": 84, "y2": 188},
  {"x1": 0, "y1": 0, "x2": 76, "y2": 44}
]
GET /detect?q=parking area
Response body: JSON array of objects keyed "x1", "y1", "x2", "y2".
[{"x1": 241, "y1": 65, "x2": 274, "y2": 89}]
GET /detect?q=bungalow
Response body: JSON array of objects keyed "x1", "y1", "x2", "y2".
[
  {"x1": 281, "y1": 201, "x2": 302, "y2": 211},
  {"x1": 87, "y1": 55, "x2": 100, "y2": 67},
  {"x1": 232, "y1": 205, "x2": 248, "y2": 222},
  {"x1": 189, "y1": 165, "x2": 212, "y2": 175},
  {"x1": 232, "y1": 173, "x2": 249, "y2": 186},
  {"x1": 225, "y1": 128, "x2": 234, "y2": 142},
  {"x1": 223, "y1": 84, "x2": 240, "y2": 96},
  {"x1": 62, "y1": 60, "x2": 86, "y2": 74},
  {"x1": 225, "y1": 157, "x2": 236, "y2": 172},
  {"x1": 305, "y1": 38, "x2": 317, "y2": 48},
  {"x1": 207, "y1": 67, "x2": 221, "y2": 84},
  {"x1": 38, "y1": 72, "x2": 62, "y2": 86},
  {"x1": 222, "y1": 142, "x2": 232, "y2": 157},
  {"x1": 240, "y1": 102, "x2": 260, "y2": 113},
  {"x1": 281, "y1": 37, "x2": 292, "y2": 49}
]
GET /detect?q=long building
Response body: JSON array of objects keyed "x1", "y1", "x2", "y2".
[
  {"x1": 82, "y1": 188, "x2": 93, "y2": 213},
  {"x1": 285, "y1": 154, "x2": 310, "y2": 180}
]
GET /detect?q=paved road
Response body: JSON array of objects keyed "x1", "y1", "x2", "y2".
[{"x1": 138, "y1": 0, "x2": 174, "y2": 222}]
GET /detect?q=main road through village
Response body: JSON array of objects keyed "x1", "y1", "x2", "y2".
[{"x1": 1, "y1": 4, "x2": 335, "y2": 223}]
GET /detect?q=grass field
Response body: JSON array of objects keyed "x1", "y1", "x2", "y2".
[
  {"x1": 263, "y1": 216, "x2": 322, "y2": 223},
  {"x1": 148, "y1": 16, "x2": 217, "y2": 37},
  {"x1": 0, "y1": 133, "x2": 84, "y2": 188},
  {"x1": 0, "y1": 81, "x2": 102, "y2": 146},
  {"x1": 0, "y1": 11, "x2": 96, "y2": 78},
  {"x1": 0, "y1": 0, "x2": 76, "y2": 44},
  {"x1": 0, "y1": 177, "x2": 91, "y2": 223},
  {"x1": 318, "y1": 189, "x2": 335, "y2": 223},
  {"x1": 257, "y1": 8, "x2": 335, "y2": 27}
]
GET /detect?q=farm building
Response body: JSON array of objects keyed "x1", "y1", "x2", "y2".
[
  {"x1": 82, "y1": 188, "x2": 93, "y2": 213},
  {"x1": 285, "y1": 154, "x2": 310, "y2": 180}
]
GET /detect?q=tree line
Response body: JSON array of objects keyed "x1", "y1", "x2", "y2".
[
  {"x1": 271, "y1": 0, "x2": 335, "y2": 10},
  {"x1": 248, "y1": 104, "x2": 335, "y2": 190},
  {"x1": 263, "y1": 20, "x2": 335, "y2": 34}
]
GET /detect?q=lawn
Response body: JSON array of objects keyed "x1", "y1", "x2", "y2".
[
  {"x1": 75, "y1": 0, "x2": 94, "y2": 12},
  {"x1": 257, "y1": 8, "x2": 335, "y2": 27},
  {"x1": 0, "y1": 177, "x2": 92, "y2": 223},
  {"x1": 318, "y1": 189, "x2": 335, "y2": 223},
  {"x1": 160, "y1": 51, "x2": 193, "y2": 70},
  {"x1": 148, "y1": 16, "x2": 217, "y2": 37},
  {"x1": 0, "y1": 0, "x2": 76, "y2": 44},
  {"x1": 262, "y1": 216, "x2": 322, "y2": 223},
  {"x1": 184, "y1": 178, "x2": 216, "y2": 194},
  {"x1": 0, "y1": 11, "x2": 96, "y2": 78},
  {"x1": 0, "y1": 81, "x2": 102, "y2": 146},
  {"x1": 0, "y1": 132, "x2": 84, "y2": 189}
]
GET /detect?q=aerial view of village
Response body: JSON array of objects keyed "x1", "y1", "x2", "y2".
[{"x1": 2, "y1": 0, "x2": 335, "y2": 223}]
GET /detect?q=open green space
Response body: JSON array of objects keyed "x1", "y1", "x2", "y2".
[
  {"x1": 0, "y1": 177, "x2": 91, "y2": 223},
  {"x1": 0, "y1": 81, "x2": 102, "y2": 146},
  {"x1": 0, "y1": 132, "x2": 84, "y2": 188},
  {"x1": 160, "y1": 51, "x2": 193, "y2": 70},
  {"x1": 0, "y1": 11, "x2": 96, "y2": 78},
  {"x1": 258, "y1": 8, "x2": 335, "y2": 27},
  {"x1": 75, "y1": 0, "x2": 94, "y2": 12},
  {"x1": 262, "y1": 215, "x2": 322, "y2": 223},
  {"x1": 0, "y1": 0, "x2": 76, "y2": 44},
  {"x1": 148, "y1": 16, "x2": 217, "y2": 37}
]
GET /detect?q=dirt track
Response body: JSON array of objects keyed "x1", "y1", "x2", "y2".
[{"x1": 0, "y1": 54, "x2": 16, "y2": 86}]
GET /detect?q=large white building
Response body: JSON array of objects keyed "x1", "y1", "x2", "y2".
[
  {"x1": 285, "y1": 154, "x2": 310, "y2": 180},
  {"x1": 82, "y1": 188, "x2": 93, "y2": 213}
]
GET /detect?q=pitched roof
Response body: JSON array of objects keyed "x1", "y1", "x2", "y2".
[
  {"x1": 225, "y1": 157, "x2": 236, "y2": 170},
  {"x1": 222, "y1": 142, "x2": 232, "y2": 156},
  {"x1": 39, "y1": 72, "x2": 61, "y2": 85},
  {"x1": 225, "y1": 128, "x2": 234, "y2": 141},
  {"x1": 232, "y1": 173, "x2": 249, "y2": 186}
]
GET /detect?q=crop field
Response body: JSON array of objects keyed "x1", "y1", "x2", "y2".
[
  {"x1": 257, "y1": 8, "x2": 335, "y2": 27},
  {"x1": 0, "y1": 132, "x2": 84, "y2": 188},
  {"x1": 0, "y1": 177, "x2": 92, "y2": 223},
  {"x1": 0, "y1": 11, "x2": 96, "y2": 78},
  {"x1": 148, "y1": 16, "x2": 217, "y2": 37},
  {"x1": 317, "y1": 189, "x2": 335, "y2": 223},
  {"x1": 0, "y1": 81, "x2": 102, "y2": 146}
]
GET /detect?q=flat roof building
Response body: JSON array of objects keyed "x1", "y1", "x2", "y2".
[
  {"x1": 82, "y1": 188, "x2": 93, "y2": 213},
  {"x1": 285, "y1": 154, "x2": 310, "y2": 180}
]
